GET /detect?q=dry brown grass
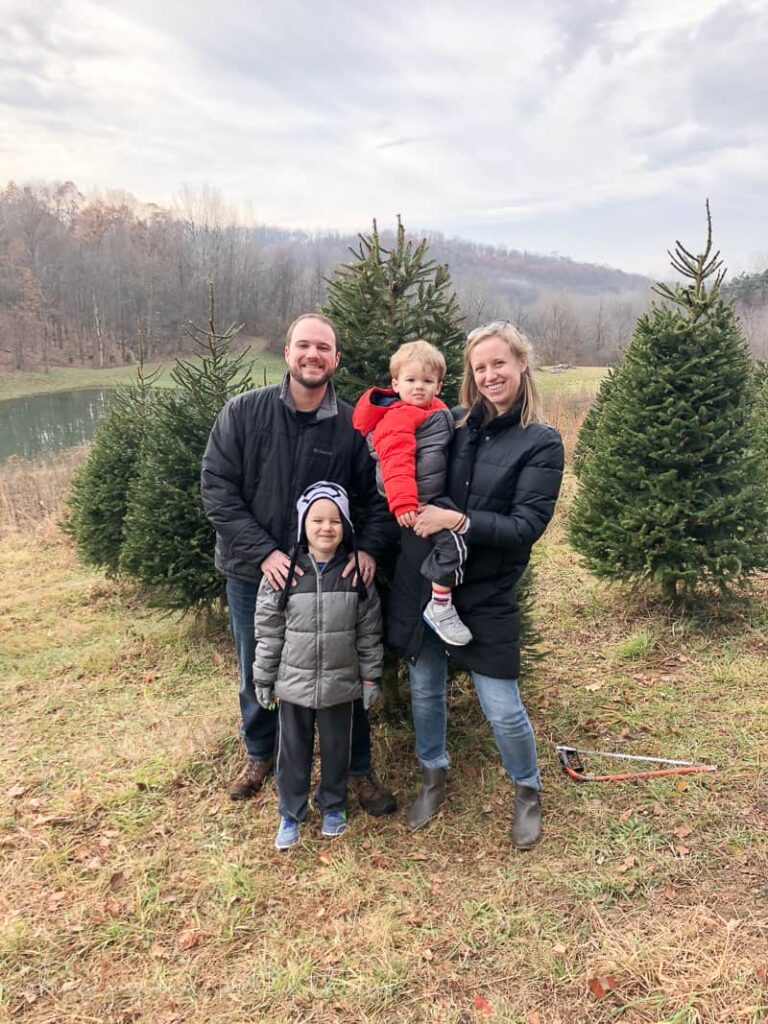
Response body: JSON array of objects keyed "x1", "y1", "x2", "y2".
[
  {"x1": 0, "y1": 447, "x2": 88, "y2": 539},
  {"x1": 3, "y1": 487, "x2": 768, "y2": 1023},
  {"x1": 542, "y1": 389, "x2": 594, "y2": 463},
  {"x1": 4, "y1": 375, "x2": 768, "y2": 1023}
]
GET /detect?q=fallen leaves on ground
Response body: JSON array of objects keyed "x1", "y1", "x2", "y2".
[
  {"x1": 587, "y1": 974, "x2": 617, "y2": 998},
  {"x1": 472, "y1": 993, "x2": 493, "y2": 1014},
  {"x1": 177, "y1": 927, "x2": 203, "y2": 951}
]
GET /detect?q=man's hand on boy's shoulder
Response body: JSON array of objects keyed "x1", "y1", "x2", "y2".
[
  {"x1": 341, "y1": 550, "x2": 376, "y2": 586},
  {"x1": 261, "y1": 549, "x2": 304, "y2": 590}
]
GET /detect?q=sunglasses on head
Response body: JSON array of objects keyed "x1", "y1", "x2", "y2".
[{"x1": 467, "y1": 319, "x2": 513, "y2": 340}]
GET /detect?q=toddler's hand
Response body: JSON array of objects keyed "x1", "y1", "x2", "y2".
[
  {"x1": 255, "y1": 684, "x2": 276, "y2": 710},
  {"x1": 362, "y1": 681, "x2": 381, "y2": 711},
  {"x1": 396, "y1": 510, "x2": 418, "y2": 528}
]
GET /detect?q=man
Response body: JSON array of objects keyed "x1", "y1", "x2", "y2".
[{"x1": 201, "y1": 313, "x2": 397, "y2": 815}]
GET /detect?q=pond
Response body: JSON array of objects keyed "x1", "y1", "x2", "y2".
[{"x1": 0, "y1": 388, "x2": 113, "y2": 462}]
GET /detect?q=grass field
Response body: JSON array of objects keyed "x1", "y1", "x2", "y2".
[
  {"x1": 0, "y1": 340, "x2": 286, "y2": 401},
  {"x1": 3, "y1": 415, "x2": 768, "y2": 1021},
  {"x1": 0, "y1": 358, "x2": 604, "y2": 403},
  {"x1": 535, "y1": 367, "x2": 607, "y2": 394}
]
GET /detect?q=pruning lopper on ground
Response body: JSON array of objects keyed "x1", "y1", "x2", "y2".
[{"x1": 555, "y1": 744, "x2": 718, "y2": 783}]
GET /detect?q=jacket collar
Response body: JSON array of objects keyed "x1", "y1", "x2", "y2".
[
  {"x1": 294, "y1": 548, "x2": 347, "y2": 574},
  {"x1": 279, "y1": 372, "x2": 338, "y2": 422},
  {"x1": 466, "y1": 398, "x2": 523, "y2": 433}
]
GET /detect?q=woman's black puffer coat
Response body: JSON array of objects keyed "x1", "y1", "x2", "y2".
[{"x1": 388, "y1": 402, "x2": 564, "y2": 679}]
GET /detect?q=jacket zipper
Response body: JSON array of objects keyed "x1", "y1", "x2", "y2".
[
  {"x1": 314, "y1": 558, "x2": 322, "y2": 709},
  {"x1": 286, "y1": 418, "x2": 312, "y2": 544},
  {"x1": 461, "y1": 426, "x2": 483, "y2": 511}
]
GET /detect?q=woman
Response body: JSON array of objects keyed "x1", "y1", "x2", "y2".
[{"x1": 388, "y1": 321, "x2": 564, "y2": 849}]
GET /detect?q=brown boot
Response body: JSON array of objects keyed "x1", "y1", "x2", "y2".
[
  {"x1": 350, "y1": 773, "x2": 397, "y2": 817},
  {"x1": 228, "y1": 757, "x2": 274, "y2": 801}
]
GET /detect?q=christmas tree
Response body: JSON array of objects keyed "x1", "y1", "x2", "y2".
[
  {"x1": 120, "y1": 287, "x2": 253, "y2": 610},
  {"x1": 569, "y1": 205, "x2": 768, "y2": 602},
  {"x1": 322, "y1": 217, "x2": 465, "y2": 404},
  {"x1": 62, "y1": 346, "x2": 158, "y2": 573}
]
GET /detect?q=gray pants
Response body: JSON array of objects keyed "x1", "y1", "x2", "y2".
[
  {"x1": 276, "y1": 700, "x2": 353, "y2": 822},
  {"x1": 419, "y1": 528, "x2": 468, "y2": 588}
]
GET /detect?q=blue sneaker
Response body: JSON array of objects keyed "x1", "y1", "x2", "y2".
[
  {"x1": 274, "y1": 816, "x2": 300, "y2": 851},
  {"x1": 321, "y1": 809, "x2": 348, "y2": 838}
]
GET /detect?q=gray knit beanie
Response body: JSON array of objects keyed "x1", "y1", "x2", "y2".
[
  {"x1": 295, "y1": 480, "x2": 353, "y2": 544},
  {"x1": 278, "y1": 480, "x2": 366, "y2": 610}
]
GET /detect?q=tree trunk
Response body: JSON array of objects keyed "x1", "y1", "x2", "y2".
[
  {"x1": 15, "y1": 314, "x2": 25, "y2": 371},
  {"x1": 93, "y1": 293, "x2": 105, "y2": 368},
  {"x1": 41, "y1": 316, "x2": 50, "y2": 373}
]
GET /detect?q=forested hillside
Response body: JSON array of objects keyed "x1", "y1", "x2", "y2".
[{"x1": 3, "y1": 180, "x2": 763, "y2": 373}]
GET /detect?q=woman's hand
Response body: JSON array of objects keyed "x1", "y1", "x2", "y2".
[{"x1": 414, "y1": 505, "x2": 462, "y2": 538}]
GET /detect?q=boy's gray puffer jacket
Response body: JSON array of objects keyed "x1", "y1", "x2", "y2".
[{"x1": 253, "y1": 550, "x2": 383, "y2": 709}]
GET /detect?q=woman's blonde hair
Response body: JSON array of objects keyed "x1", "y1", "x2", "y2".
[{"x1": 459, "y1": 320, "x2": 545, "y2": 427}]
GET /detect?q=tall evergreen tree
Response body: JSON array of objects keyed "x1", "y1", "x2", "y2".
[
  {"x1": 62, "y1": 345, "x2": 159, "y2": 573},
  {"x1": 322, "y1": 219, "x2": 465, "y2": 709},
  {"x1": 569, "y1": 205, "x2": 768, "y2": 602},
  {"x1": 120, "y1": 287, "x2": 253, "y2": 610},
  {"x1": 322, "y1": 217, "x2": 465, "y2": 404}
]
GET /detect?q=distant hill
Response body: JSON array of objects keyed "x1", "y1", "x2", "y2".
[
  {"x1": 0, "y1": 181, "x2": 652, "y2": 374},
  {"x1": 422, "y1": 232, "x2": 651, "y2": 300},
  {"x1": 252, "y1": 224, "x2": 652, "y2": 301}
]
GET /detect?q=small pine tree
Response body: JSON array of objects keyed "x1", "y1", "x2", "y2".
[
  {"x1": 62, "y1": 346, "x2": 158, "y2": 573},
  {"x1": 120, "y1": 287, "x2": 253, "y2": 610},
  {"x1": 569, "y1": 204, "x2": 768, "y2": 602},
  {"x1": 322, "y1": 217, "x2": 465, "y2": 404}
]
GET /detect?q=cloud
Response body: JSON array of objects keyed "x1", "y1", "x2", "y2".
[{"x1": 1, "y1": 0, "x2": 765, "y2": 273}]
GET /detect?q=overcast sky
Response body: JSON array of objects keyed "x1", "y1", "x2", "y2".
[{"x1": 2, "y1": 0, "x2": 766, "y2": 277}]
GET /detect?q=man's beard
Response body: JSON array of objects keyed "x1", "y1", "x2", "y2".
[{"x1": 289, "y1": 365, "x2": 334, "y2": 389}]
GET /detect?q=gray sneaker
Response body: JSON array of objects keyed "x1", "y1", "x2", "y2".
[{"x1": 423, "y1": 600, "x2": 472, "y2": 646}]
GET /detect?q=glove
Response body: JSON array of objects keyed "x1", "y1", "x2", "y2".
[
  {"x1": 255, "y1": 684, "x2": 276, "y2": 710},
  {"x1": 362, "y1": 681, "x2": 381, "y2": 711}
]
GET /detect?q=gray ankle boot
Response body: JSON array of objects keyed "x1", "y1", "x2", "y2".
[
  {"x1": 512, "y1": 785, "x2": 542, "y2": 850},
  {"x1": 406, "y1": 766, "x2": 447, "y2": 829}
]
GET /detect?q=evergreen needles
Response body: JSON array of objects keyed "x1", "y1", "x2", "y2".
[
  {"x1": 322, "y1": 217, "x2": 465, "y2": 404},
  {"x1": 120, "y1": 286, "x2": 253, "y2": 610},
  {"x1": 62, "y1": 344, "x2": 160, "y2": 573},
  {"x1": 66, "y1": 286, "x2": 254, "y2": 612},
  {"x1": 569, "y1": 205, "x2": 768, "y2": 602}
]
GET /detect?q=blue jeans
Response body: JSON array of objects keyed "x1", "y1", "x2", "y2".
[
  {"x1": 408, "y1": 628, "x2": 540, "y2": 790},
  {"x1": 225, "y1": 578, "x2": 372, "y2": 773}
]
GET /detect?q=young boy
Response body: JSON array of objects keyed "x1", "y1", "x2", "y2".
[
  {"x1": 352, "y1": 340, "x2": 472, "y2": 647},
  {"x1": 252, "y1": 481, "x2": 383, "y2": 851}
]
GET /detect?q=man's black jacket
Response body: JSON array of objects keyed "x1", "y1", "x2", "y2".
[{"x1": 201, "y1": 375, "x2": 394, "y2": 584}]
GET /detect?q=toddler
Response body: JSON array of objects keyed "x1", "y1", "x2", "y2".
[{"x1": 353, "y1": 340, "x2": 471, "y2": 646}]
